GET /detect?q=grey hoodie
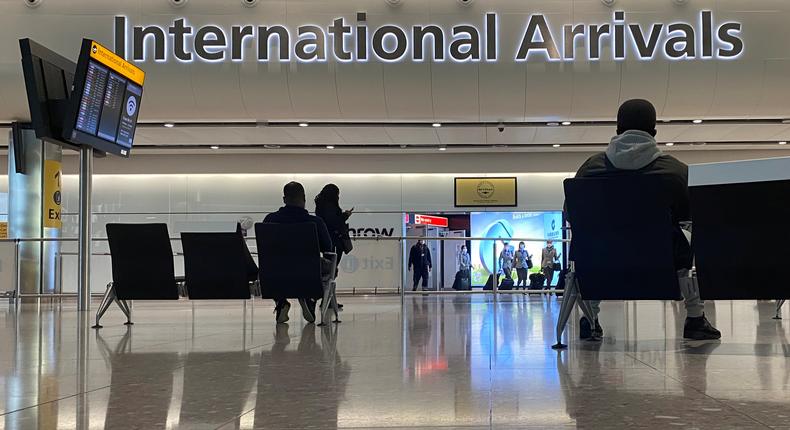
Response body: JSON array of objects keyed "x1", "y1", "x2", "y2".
[
  {"x1": 572, "y1": 129, "x2": 694, "y2": 268},
  {"x1": 605, "y1": 130, "x2": 663, "y2": 170},
  {"x1": 574, "y1": 129, "x2": 691, "y2": 223}
]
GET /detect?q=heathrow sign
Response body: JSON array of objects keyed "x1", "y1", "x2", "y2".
[{"x1": 115, "y1": 10, "x2": 743, "y2": 64}]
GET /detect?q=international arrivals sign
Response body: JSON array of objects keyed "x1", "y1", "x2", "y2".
[{"x1": 115, "y1": 10, "x2": 743, "y2": 64}]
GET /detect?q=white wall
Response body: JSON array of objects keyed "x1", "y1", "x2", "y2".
[
  {"x1": 5, "y1": 147, "x2": 790, "y2": 294},
  {"x1": 54, "y1": 172, "x2": 571, "y2": 294}
]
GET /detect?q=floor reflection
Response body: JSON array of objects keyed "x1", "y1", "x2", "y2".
[
  {"x1": 250, "y1": 324, "x2": 350, "y2": 429},
  {"x1": 0, "y1": 296, "x2": 789, "y2": 429}
]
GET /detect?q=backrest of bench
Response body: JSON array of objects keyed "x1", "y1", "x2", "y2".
[
  {"x1": 564, "y1": 177, "x2": 682, "y2": 301},
  {"x1": 107, "y1": 223, "x2": 179, "y2": 300},
  {"x1": 181, "y1": 232, "x2": 252, "y2": 300},
  {"x1": 255, "y1": 222, "x2": 323, "y2": 299}
]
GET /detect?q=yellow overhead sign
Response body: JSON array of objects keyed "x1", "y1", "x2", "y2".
[
  {"x1": 43, "y1": 160, "x2": 62, "y2": 229},
  {"x1": 89, "y1": 40, "x2": 145, "y2": 86},
  {"x1": 455, "y1": 177, "x2": 517, "y2": 207}
]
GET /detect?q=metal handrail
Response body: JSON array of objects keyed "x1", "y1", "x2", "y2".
[
  {"x1": 0, "y1": 235, "x2": 569, "y2": 243},
  {"x1": 4, "y1": 234, "x2": 568, "y2": 302}
]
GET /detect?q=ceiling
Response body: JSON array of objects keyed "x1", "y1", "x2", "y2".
[{"x1": 117, "y1": 121, "x2": 790, "y2": 153}]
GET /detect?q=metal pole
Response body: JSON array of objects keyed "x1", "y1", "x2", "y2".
[
  {"x1": 400, "y1": 237, "x2": 405, "y2": 305},
  {"x1": 12, "y1": 240, "x2": 19, "y2": 304},
  {"x1": 492, "y1": 240, "x2": 498, "y2": 295},
  {"x1": 77, "y1": 146, "x2": 93, "y2": 311}
]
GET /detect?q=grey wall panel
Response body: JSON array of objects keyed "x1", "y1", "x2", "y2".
[{"x1": 0, "y1": 0, "x2": 784, "y2": 123}]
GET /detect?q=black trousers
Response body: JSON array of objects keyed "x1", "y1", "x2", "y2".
[{"x1": 413, "y1": 268, "x2": 429, "y2": 291}]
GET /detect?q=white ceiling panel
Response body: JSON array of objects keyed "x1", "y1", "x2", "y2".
[
  {"x1": 655, "y1": 124, "x2": 693, "y2": 142},
  {"x1": 579, "y1": 126, "x2": 617, "y2": 143},
  {"x1": 333, "y1": 127, "x2": 393, "y2": 144},
  {"x1": 671, "y1": 124, "x2": 741, "y2": 142},
  {"x1": 533, "y1": 126, "x2": 588, "y2": 144},
  {"x1": 486, "y1": 127, "x2": 538, "y2": 145},
  {"x1": 281, "y1": 127, "x2": 346, "y2": 144},
  {"x1": 129, "y1": 122, "x2": 790, "y2": 148},
  {"x1": 436, "y1": 127, "x2": 485, "y2": 144},
  {"x1": 384, "y1": 127, "x2": 440, "y2": 145},
  {"x1": 716, "y1": 124, "x2": 790, "y2": 142}
]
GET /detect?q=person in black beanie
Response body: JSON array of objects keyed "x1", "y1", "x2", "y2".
[{"x1": 572, "y1": 99, "x2": 720, "y2": 341}]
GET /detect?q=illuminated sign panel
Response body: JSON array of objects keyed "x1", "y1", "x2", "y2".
[
  {"x1": 455, "y1": 177, "x2": 517, "y2": 207},
  {"x1": 65, "y1": 39, "x2": 145, "y2": 157},
  {"x1": 116, "y1": 11, "x2": 743, "y2": 64},
  {"x1": 414, "y1": 214, "x2": 449, "y2": 228}
]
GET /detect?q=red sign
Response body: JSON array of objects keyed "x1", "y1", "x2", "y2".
[{"x1": 414, "y1": 214, "x2": 449, "y2": 228}]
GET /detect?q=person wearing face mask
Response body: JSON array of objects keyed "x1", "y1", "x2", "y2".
[
  {"x1": 514, "y1": 241, "x2": 532, "y2": 290},
  {"x1": 541, "y1": 240, "x2": 560, "y2": 289},
  {"x1": 452, "y1": 244, "x2": 471, "y2": 290},
  {"x1": 498, "y1": 240, "x2": 515, "y2": 281}
]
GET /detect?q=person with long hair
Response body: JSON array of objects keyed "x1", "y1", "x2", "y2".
[{"x1": 314, "y1": 184, "x2": 354, "y2": 267}]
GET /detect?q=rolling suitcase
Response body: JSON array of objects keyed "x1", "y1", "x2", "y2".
[
  {"x1": 529, "y1": 273, "x2": 546, "y2": 290},
  {"x1": 499, "y1": 277, "x2": 515, "y2": 290},
  {"x1": 483, "y1": 274, "x2": 500, "y2": 291}
]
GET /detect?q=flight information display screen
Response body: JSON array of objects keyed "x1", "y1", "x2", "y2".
[{"x1": 66, "y1": 39, "x2": 145, "y2": 157}]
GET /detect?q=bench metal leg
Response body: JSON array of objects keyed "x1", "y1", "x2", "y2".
[
  {"x1": 329, "y1": 281, "x2": 341, "y2": 324},
  {"x1": 775, "y1": 300, "x2": 786, "y2": 320},
  {"x1": 117, "y1": 300, "x2": 133, "y2": 325},
  {"x1": 92, "y1": 283, "x2": 115, "y2": 329},
  {"x1": 552, "y1": 272, "x2": 579, "y2": 350},
  {"x1": 577, "y1": 299, "x2": 598, "y2": 336},
  {"x1": 319, "y1": 280, "x2": 341, "y2": 326},
  {"x1": 319, "y1": 281, "x2": 332, "y2": 326}
]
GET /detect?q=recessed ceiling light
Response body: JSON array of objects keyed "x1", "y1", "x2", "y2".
[
  {"x1": 547, "y1": 122, "x2": 560, "y2": 127},
  {"x1": 780, "y1": 141, "x2": 788, "y2": 145},
  {"x1": 210, "y1": 145, "x2": 220, "y2": 150},
  {"x1": 298, "y1": 122, "x2": 309, "y2": 127},
  {"x1": 692, "y1": 119, "x2": 703, "y2": 124},
  {"x1": 326, "y1": 145, "x2": 335, "y2": 149},
  {"x1": 432, "y1": 123, "x2": 442, "y2": 128},
  {"x1": 438, "y1": 147, "x2": 447, "y2": 151},
  {"x1": 561, "y1": 121, "x2": 571, "y2": 126},
  {"x1": 661, "y1": 119, "x2": 671, "y2": 123},
  {"x1": 552, "y1": 144, "x2": 561, "y2": 148},
  {"x1": 163, "y1": 123, "x2": 175, "y2": 128},
  {"x1": 665, "y1": 142, "x2": 674, "y2": 146}
]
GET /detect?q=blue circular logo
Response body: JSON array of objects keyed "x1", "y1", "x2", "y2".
[{"x1": 126, "y1": 96, "x2": 137, "y2": 117}]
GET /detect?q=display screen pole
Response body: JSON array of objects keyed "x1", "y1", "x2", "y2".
[{"x1": 77, "y1": 145, "x2": 92, "y2": 311}]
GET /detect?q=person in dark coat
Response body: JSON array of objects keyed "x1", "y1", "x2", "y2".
[
  {"x1": 408, "y1": 240, "x2": 432, "y2": 291},
  {"x1": 314, "y1": 183, "x2": 354, "y2": 267},
  {"x1": 263, "y1": 181, "x2": 333, "y2": 324},
  {"x1": 315, "y1": 184, "x2": 353, "y2": 309},
  {"x1": 571, "y1": 99, "x2": 719, "y2": 341}
]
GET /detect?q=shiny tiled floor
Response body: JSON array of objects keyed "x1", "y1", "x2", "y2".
[{"x1": 1, "y1": 295, "x2": 789, "y2": 429}]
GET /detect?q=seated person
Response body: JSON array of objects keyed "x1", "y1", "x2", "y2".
[
  {"x1": 263, "y1": 181, "x2": 334, "y2": 324},
  {"x1": 573, "y1": 99, "x2": 720, "y2": 341}
]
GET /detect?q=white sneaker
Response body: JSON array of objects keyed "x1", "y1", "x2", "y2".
[{"x1": 275, "y1": 301, "x2": 290, "y2": 324}]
